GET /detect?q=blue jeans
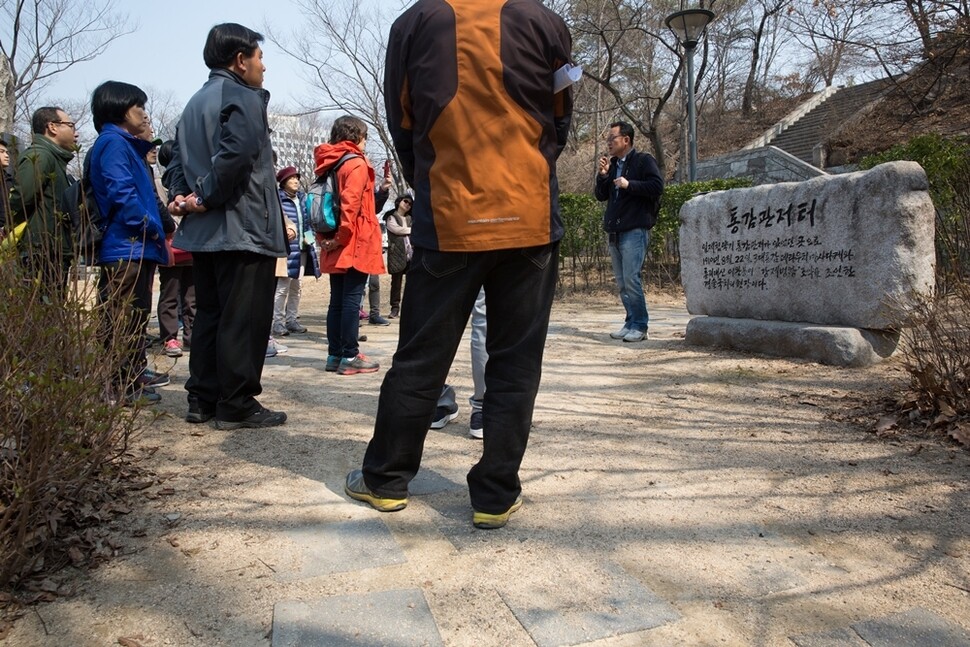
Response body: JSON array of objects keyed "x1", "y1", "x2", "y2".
[
  {"x1": 608, "y1": 228, "x2": 649, "y2": 332},
  {"x1": 328, "y1": 269, "x2": 368, "y2": 358},
  {"x1": 361, "y1": 242, "x2": 559, "y2": 514}
]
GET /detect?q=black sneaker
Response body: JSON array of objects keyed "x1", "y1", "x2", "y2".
[
  {"x1": 214, "y1": 406, "x2": 287, "y2": 430},
  {"x1": 186, "y1": 403, "x2": 215, "y2": 424},
  {"x1": 469, "y1": 410, "x2": 483, "y2": 439},
  {"x1": 368, "y1": 315, "x2": 391, "y2": 326},
  {"x1": 430, "y1": 404, "x2": 459, "y2": 429}
]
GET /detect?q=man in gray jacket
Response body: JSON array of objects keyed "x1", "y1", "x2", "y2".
[{"x1": 167, "y1": 23, "x2": 288, "y2": 430}]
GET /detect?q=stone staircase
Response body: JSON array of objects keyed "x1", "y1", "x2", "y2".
[{"x1": 763, "y1": 78, "x2": 895, "y2": 165}]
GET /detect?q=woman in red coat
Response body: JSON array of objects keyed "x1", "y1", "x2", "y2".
[{"x1": 314, "y1": 115, "x2": 386, "y2": 375}]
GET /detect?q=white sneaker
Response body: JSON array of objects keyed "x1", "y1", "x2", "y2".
[
  {"x1": 610, "y1": 326, "x2": 630, "y2": 339},
  {"x1": 266, "y1": 337, "x2": 289, "y2": 357},
  {"x1": 622, "y1": 329, "x2": 648, "y2": 343}
]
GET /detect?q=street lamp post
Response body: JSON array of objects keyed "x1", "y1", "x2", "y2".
[{"x1": 665, "y1": 8, "x2": 715, "y2": 182}]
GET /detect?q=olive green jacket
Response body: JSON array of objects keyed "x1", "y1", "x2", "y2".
[{"x1": 8, "y1": 135, "x2": 76, "y2": 255}]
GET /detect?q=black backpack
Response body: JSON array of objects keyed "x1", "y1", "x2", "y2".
[{"x1": 61, "y1": 152, "x2": 105, "y2": 262}]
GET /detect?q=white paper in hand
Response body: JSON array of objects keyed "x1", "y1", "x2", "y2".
[{"x1": 554, "y1": 64, "x2": 582, "y2": 93}]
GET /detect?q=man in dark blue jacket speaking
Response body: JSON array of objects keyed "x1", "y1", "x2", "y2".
[
  {"x1": 594, "y1": 121, "x2": 664, "y2": 343},
  {"x1": 166, "y1": 23, "x2": 288, "y2": 430}
]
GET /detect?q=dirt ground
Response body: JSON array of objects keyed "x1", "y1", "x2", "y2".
[{"x1": 3, "y1": 279, "x2": 969, "y2": 647}]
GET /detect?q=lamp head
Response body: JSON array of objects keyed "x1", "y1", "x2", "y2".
[{"x1": 665, "y1": 9, "x2": 715, "y2": 48}]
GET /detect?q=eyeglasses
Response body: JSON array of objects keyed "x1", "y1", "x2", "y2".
[
  {"x1": 605, "y1": 135, "x2": 620, "y2": 143},
  {"x1": 52, "y1": 121, "x2": 76, "y2": 130}
]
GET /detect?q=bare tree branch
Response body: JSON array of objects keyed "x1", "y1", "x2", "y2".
[{"x1": 0, "y1": 0, "x2": 136, "y2": 125}]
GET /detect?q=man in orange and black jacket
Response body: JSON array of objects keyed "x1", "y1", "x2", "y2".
[{"x1": 344, "y1": 0, "x2": 573, "y2": 530}]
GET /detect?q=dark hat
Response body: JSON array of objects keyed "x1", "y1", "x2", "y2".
[
  {"x1": 276, "y1": 165, "x2": 300, "y2": 185},
  {"x1": 150, "y1": 137, "x2": 163, "y2": 148}
]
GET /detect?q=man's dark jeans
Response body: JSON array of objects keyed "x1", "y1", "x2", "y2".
[
  {"x1": 187, "y1": 251, "x2": 276, "y2": 421},
  {"x1": 361, "y1": 241, "x2": 559, "y2": 514}
]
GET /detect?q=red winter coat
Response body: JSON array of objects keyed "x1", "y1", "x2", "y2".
[{"x1": 313, "y1": 141, "x2": 385, "y2": 276}]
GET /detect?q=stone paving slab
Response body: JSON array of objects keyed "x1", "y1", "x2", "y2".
[
  {"x1": 852, "y1": 608, "x2": 970, "y2": 647},
  {"x1": 791, "y1": 627, "x2": 871, "y2": 647},
  {"x1": 791, "y1": 608, "x2": 970, "y2": 647},
  {"x1": 498, "y1": 560, "x2": 680, "y2": 647},
  {"x1": 278, "y1": 518, "x2": 406, "y2": 581},
  {"x1": 272, "y1": 589, "x2": 443, "y2": 647}
]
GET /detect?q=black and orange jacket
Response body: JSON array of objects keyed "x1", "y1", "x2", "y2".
[{"x1": 384, "y1": 0, "x2": 574, "y2": 252}]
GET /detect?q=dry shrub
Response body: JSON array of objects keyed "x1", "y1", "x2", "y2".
[
  {"x1": 0, "y1": 237, "x2": 152, "y2": 591},
  {"x1": 893, "y1": 281, "x2": 970, "y2": 447}
]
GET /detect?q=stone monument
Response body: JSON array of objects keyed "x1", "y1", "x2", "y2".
[{"x1": 679, "y1": 161, "x2": 935, "y2": 366}]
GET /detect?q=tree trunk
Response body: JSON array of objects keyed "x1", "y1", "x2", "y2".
[
  {"x1": 742, "y1": 16, "x2": 767, "y2": 117},
  {"x1": 0, "y1": 54, "x2": 14, "y2": 134}
]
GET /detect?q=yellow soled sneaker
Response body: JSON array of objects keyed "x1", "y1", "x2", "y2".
[
  {"x1": 472, "y1": 496, "x2": 523, "y2": 530},
  {"x1": 344, "y1": 469, "x2": 408, "y2": 512}
]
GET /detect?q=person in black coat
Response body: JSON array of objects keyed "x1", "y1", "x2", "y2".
[{"x1": 594, "y1": 120, "x2": 664, "y2": 343}]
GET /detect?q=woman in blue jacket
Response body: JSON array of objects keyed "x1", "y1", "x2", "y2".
[
  {"x1": 272, "y1": 165, "x2": 319, "y2": 337},
  {"x1": 88, "y1": 80, "x2": 168, "y2": 405}
]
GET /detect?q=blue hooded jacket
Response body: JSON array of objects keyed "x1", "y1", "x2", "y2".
[
  {"x1": 88, "y1": 123, "x2": 167, "y2": 265},
  {"x1": 278, "y1": 187, "x2": 320, "y2": 279}
]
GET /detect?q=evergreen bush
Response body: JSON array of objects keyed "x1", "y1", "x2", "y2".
[{"x1": 557, "y1": 178, "x2": 752, "y2": 292}]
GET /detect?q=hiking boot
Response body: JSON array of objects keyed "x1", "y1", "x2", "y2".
[
  {"x1": 344, "y1": 469, "x2": 407, "y2": 512},
  {"x1": 610, "y1": 326, "x2": 630, "y2": 340},
  {"x1": 325, "y1": 355, "x2": 340, "y2": 372},
  {"x1": 163, "y1": 338, "x2": 183, "y2": 357},
  {"x1": 286, "y1": 321, "x2": 308, "y2": 334},
  {"x1": 473, "y1": 496, "x2": 523, "y2": 530},
  {"x1": 368, "y1": 314, "x2": 390, "y2": 326},
  {"x1": 469, "y1": 410, "x2": 484, "y2": 439},
  {"x1": 138, "y1": 368, "x2": 170, "y2": 387},
  {"x1": 214, "y1": 406, "x2": 287, "y2": 430},
  {"x1": 338, "y1": 353, "x2": 380, "y2": 375}
]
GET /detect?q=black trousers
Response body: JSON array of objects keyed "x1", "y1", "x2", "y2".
[
  {"x1": 98, "y1": 259, "x2": 156, "y2": 388},
  {"x1": 186, "y1": 251, "x2": 276, "y2": 421},
  {"x1": 157, "y1": 263, "x2": 196, "y2": 346},
  {"x1": 389, "y1": 269, "x2": 407, "y2": 310},
  {"x1": 362, "y1": 241, "x2": 559, "y2": 514}
]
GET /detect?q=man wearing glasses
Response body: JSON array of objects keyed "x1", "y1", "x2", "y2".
[
  {"x1": 595, "y1": 121, "x2": 664, "y2": 343},
  {"x1": 8, "y1": 107, "x2": 79, "y2": 293}
]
